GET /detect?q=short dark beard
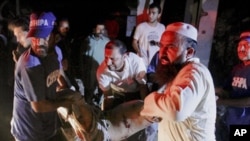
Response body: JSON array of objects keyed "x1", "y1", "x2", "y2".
[{"x1": 154, "y1": 62, "x2": 184, "y2": 87}]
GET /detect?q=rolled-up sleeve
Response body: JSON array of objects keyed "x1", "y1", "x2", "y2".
[{"x1": 140, "y1": 63, "x2": 207, "y2": 121}]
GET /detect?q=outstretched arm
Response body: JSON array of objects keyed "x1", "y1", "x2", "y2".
[{"x1": 217, "y1": 97, "x2": 250, "y2": 107}]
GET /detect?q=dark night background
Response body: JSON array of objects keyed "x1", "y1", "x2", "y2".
[{"x1": 1, "y1": 0, "x2": 131, "y2": 38}]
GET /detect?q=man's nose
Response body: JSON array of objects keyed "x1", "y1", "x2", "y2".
[
  {"x1": 161, "y1": 46, "x2": 169, "y2": 53},
  {"x1": 106, "y1": 58, "x2": 112, "y2": 65},
  {"x1": 240, "y1": 45, "x2": 245, "y2": 51},
  {"x1": 16, "y1": 37, "x2": 20, "y2": 43},
  {"x1": 38, "y1": 39, "x2": 46, "y2": 46}
]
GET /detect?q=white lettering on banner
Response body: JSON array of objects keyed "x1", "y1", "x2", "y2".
[
  {"x1": 30, "y1": 19, "x2": 51, "y2": 27},
  {"x1": 47, "y1": 70, "x2": 60, "y2": 87}
]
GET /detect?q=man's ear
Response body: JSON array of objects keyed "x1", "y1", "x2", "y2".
[
  {"x1": 186, "y1": 47, "x2": 195, "y2": 58},
  {"x1": 157, "y1": 13, "x2": 162, "y2": 19},
  {"x1": 122, "y1": 52, "x2": 128, "y2": 59}
]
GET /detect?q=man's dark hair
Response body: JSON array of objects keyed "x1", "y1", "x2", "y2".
[
  {"x1": 149, "y1": 2, "x2": 162, "y2": 13},
  {"x1": 8, "y1": 16, "x2": 29, "y2": 31},
  {"x1": 105, "y1": 39, "x2": 127, "y2": 54},
  {"x1": 93, "y1": 19, "x2": 105, "y2": 28}
]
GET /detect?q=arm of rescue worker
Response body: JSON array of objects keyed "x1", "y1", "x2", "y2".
[
  {"x1": 31, "y1": 99, "x2": 73, "y2": 113},
  {"x1": 215, "y1": 83, "x2": 250, "y2": 107},
  {"x1": 140, "y1": 63, "x2": 212, "y2": 121},
  {"x1": 57, "y1": 73, "x2": 69, "y2": 91},
  {"x1": 133, "y1": 55, "x2": 149, "y2": 99},
  {"x1": 217, "y1": 97, "x2": 250, "y2": 107}
]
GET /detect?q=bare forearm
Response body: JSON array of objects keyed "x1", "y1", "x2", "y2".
[
  {"x1": 132, "y1": 39, "x2": 140, "y2": 54},
  {"x1": 217, "y1": 97, "x2": 250, "y2": 107},
  {"x1": 140, "y1": 84, "x2": 149, "y2": 100},
  {"x1": 31, "y1": 99, "x2": 71, "y2": 113}
]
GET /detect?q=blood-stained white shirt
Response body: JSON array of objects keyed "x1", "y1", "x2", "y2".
[{"x1": 140, "y1": 58, "x2": 216, "y2": 141}]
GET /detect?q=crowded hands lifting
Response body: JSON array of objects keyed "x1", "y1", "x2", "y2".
[{"x1": 8, "y1": 2, "x2": 220, "y2": 141}]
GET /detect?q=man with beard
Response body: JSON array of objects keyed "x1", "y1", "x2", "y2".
[
  {"x1": 140, "y1": 22, "x2": 217, "y2": 141},
  {"x1": 10, "y1": 11, "x2": 73, "y2": 141},
  {"x1": 97, "y1": 39, "x2": 158, "y2": 140},
  {"x1": 80, "y1": 20, "x2": 110, "y2": 105}
]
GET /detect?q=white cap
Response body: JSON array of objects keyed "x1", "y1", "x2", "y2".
[{"x1": 165, "y1": 22, "x2": 198, "y2": 41}]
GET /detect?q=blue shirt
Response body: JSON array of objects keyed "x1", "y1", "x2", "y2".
[
  {"x1": 223, "y1": 63, "x2": 250, "y2": 127},
  {"x1": 11, "y1": 46, "x2": 63, "y2": 141},
  {"x1": 147, "y1": 51, "x2": 159, "y2": 74}
]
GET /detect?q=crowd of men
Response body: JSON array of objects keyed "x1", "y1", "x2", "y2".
[{"x1": 1, "y1": 1, "x2": 250, "y2": 141}]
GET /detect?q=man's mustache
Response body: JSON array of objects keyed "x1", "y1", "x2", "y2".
[{"x1": 160, "y1": 55, "x2": 169, "y2": 62}]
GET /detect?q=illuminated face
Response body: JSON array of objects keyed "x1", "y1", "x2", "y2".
[
  {"x1": 13, "y1": 26, "x2": 31, "y2": 48},
  {"x1": 104, "y1": 47, "x2": 124, "y2": 71},
  {"x1": 148, "y1": 7, "x2": 161, "y2": 23},
  {"x1": 159, "y1": 32, "x2": 186, "y2": 65},
  {"x1": 237, "y1": 39, "x2": 250, "y2": 61},
  {"x1": 58, "y1": 20, "x2": 69, "y2": 36},
  {"x1": 95, "y1": 24, "x2": 105, "y2": 36},
  {"x1": 31, "y1": 35, "x2": 50, "y2": 58}
]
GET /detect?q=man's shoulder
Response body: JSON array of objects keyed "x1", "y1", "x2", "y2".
[
  {"x1": 158, "y1": 23, "x2": 165, "y2": 29},
  {"x1": 126, "y1": 52, "x2": 140, "y2": 59},
  {"x1": 97, "y1": 62, "x2": 108, "y2": 74},
  {"x1": 17, "y1": 49, "x2": 41, "y2": 68},
  {"x1": 136, "y1": 22, "x2": 148, "y2": 28},
  {"x1": 126, "y1": 52, "x2": 144, "y2": 65},
  {"x1": 96, "y1": 62, "x2": 113, "y2": 83},
  {"x1": 102, "y1": 36, "x2": 110, "y2": 40},
  {"x1": 184, "y1": 58, "x2": 212, "y2": 74}
]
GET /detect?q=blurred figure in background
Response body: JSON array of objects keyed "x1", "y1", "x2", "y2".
[
  {"x1": 8, "y1": 16, "x2": 31, "y2": 63},
  {"x1": 132, "y1": 2, "x2": 165, "y2": 68},
  {"x1": 80, "y1": 20, "x2": 110, "y2": 106},
  {"x1": 216, "y1": 31, "x2": 250, "y2": 141},
  {"x1": 55, "y1": 17, "x2": 79, "y2": 92}
]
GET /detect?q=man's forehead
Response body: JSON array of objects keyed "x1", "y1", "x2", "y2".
[
  {"x1": 96, "y1": 24, "x2": 105, "y2": 29},
  {"x1": 239, "y1": 39, "x2": 250, "y2": 44},
  {"x1": 149, "y1": 7, "x2": 159, "y2": 12},
  {"x1": 13, "y1": 26, "x2": 24, "y2": 31},
  {"x1": 105, "y1": 47, "x2": 121, "y2": 56},
  {"x1": 60, "y1": 22, "x2": 69, "y2": 28},
  {"x1": 160, "y1": 31, "x2": 178, "y2": 44}
]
